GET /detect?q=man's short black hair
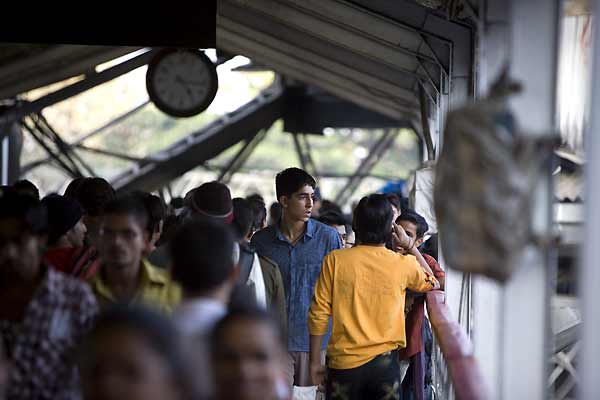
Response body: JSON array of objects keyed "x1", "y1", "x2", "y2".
[
  {"x1": 246, "y1": 194, "x2": 266, "y2": 233},
  {"x1": 352, "y1": 194, "x2": 393, "y2": 245},
  {"x1": 64, "y1": 177, "x2": 87, "y2": 199},
  {"x1": 397, "y1": 209, "x2": 429, "y2": 239},
  {"x1": 76, "y1": 178, "x2": 116, "y2": 217},
  {"x1": 269, "y1": 202, "x2": 282, "y2": 225},
  {"x1": 0, "y1": 189, "x2": 48, "y2": 234},
  {"x1": 169, "y1": 217, "x2": 235, "y2": 293},
  {"x1": 103, "y1": 195, "x2": 149, "y2": 233},
  {"x1": 320, "y1": 200, "x2": 343, "y2": 215},
  {"x1": 275, "y1": 168, "x2": 316, "y2": 201},
  {"x1": 13, "y1": 180, "x2": 40, "y2": 200},
  {"x1": 132, "y1": 191, "x2": 166, "y2": 235},
  {"x1": 318, "y1": 210, "x2": 346, "y2": 227},
  {"x1": 232, "y1": 198, "x2": 253, "y2": 240},
  {"x1": 385, "y1": 193, "x2": 401, "y2": 210}
]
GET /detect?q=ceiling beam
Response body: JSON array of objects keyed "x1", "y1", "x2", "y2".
[
  {"x1": 220, "y1": 0, "x2": 442, "y2": 77},
  {"x1": 0, "y1": 46, "x2": 140, "y2": 100},
  {"x1": 219, "y1": 16, "x2": 420, "y2": 108},
  {"x1": 219, "y1": 35, "x2": 419, "y2": 121},
  {"x1": 0, "y1": 50, "x2": 156, "y2": 128}
]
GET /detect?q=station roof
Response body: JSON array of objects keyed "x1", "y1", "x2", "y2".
[{"x1": 0, "y1": 1, "x2": 474, "y2": 191}]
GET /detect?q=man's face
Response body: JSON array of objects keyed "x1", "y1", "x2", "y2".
[
  {"x1": 398, "y1": 220, "x2": 423, "y2": 250},
  {"x1": 66, "y1": 218, "x2": 87, "y2": 248},
  {"x1": 98, "y1": 214, "x2": 148, "y2": 270},
  {"x1": 280, "y1": 185, "x2": 314, "y2": 223},
  {"x1": 82, "y1": 327, "x2": 182, "y2": 400},
  {"x1": 0, "y1": 218, "x2": 44, "y2": 283}
]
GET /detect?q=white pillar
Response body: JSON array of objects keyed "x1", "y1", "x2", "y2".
[
  {"x1": 579, "y1": 1, "x2": 600, "y2": 399},
  {"x1": 472, "y1": 1, "x2": 558, "y2": 399}
]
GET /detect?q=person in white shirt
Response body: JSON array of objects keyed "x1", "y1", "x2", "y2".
[
  {"x1": 169, "y1": 217, "x2": 239, "y2": 398},
  {"x1": 170, "y1": 217, "x2": 238, "y2": 336}
]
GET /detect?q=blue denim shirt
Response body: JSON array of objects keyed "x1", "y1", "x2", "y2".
[{"x1": 251, "y1": 218, "x2": 342, "y2": 352}]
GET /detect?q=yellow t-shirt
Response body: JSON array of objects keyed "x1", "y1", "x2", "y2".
[
  {"x1": 89, "y1": 259, "x2": 181, "y2": 314},
  {"x1": 308, "y1": 245, "x2": 436, "y2": 369}
]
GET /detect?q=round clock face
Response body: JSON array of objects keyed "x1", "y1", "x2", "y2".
[{"x1": 146, "y1": 49, "x2": 218, "y2": 118}]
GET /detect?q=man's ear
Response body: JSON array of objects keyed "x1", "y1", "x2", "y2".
[{"x1": 416, "y1": 237, "x2": 425, "y2": 248}]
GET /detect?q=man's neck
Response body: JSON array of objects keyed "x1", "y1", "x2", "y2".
[
  {"x1": 184, "y1": 285, "x2": 230, "y2": 305},
  {"x1": 279, "y1": 213, "x2": 307, "y2": 243},
  {"x1": 102, "y1": 260, "x2": 142, "y2": 300}
]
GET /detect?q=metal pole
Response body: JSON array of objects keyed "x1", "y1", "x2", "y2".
[
  {"x1": 335, "y1": 129, "x2": 397, "y2": 205},
  {"x1": 580, "y1": 1, "x2": 600, "y2": 398},
  {"x1": 502, "y1": 1, "x2": 558, "y2": 398},
  {"x1": 292, "y1": 133, "x2": 308, "y2": 171},
  {"x1": 1, "y1": 136, "x2": 8, "y2": 185}
]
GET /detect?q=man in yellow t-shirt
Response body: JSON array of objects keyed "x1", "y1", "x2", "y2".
[
  {"x1": 308, "y1": 194, "x2": 438, "y2": 400},
  {"x1": 89, "y1": 195, "x2": 180, "y2": 314}
]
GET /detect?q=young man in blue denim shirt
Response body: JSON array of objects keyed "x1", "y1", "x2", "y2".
[{"x1": 251, "y1": 168, "x2": 342, "y2": 388}]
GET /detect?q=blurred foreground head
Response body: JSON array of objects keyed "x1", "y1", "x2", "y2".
[
  {"x1": 80, "y1": 305, "x2": 196, "y2": 400},
  {"x1": 211, "y1": 308, "x2": 288, "y2": 400},
  {"x1": 0, "y1": 188, "x2": 48, "y2": 283}
]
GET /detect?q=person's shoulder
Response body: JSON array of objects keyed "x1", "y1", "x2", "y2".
[
  {"x1": 422, "y1": 252, "x2": 438, "y2": 265},
  {"x1": 144, "y1": 259, "x2": 170, "y2": 280},
  {"x1": 258, "y1": 254, "x2": 278, "y2": 269},
  {"x1": 251, "y1": 225, "x2": 276, "y2": 244},
  {"x1": 311, "y1": 218, "x2": 333, "y2": 232},
  {"x1": 393, "y1": 251, "x2": 420, "y2": 266},
  {"x1": 422, "y1": 253, "x2": 444, "y2": 274},
  {"x1": 311, "y1": 219, "x2": 340, "y2": 239},
  {"x1": 48, "y1": 268, "x2": 97, "y2": 304},
  {"x1": 49, "y1": 267, "x2": 86, "y2": 289}
]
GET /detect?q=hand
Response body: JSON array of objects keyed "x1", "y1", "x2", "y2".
[
  {"x1": 392, "y1": 222, "x2": 412, "y2": 252},
  {"x1": 309, "y1": 362, "x2": 326, "y2": 388}
]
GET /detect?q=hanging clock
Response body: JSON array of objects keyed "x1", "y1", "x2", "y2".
[{"x1": 146, "y1": 49, "x2": 218, "y2": 118}]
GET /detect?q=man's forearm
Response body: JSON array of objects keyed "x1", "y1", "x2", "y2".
[
  {"x1": 309, "y1": 334, "x2": 324, "y2": 365},
  {"x1": 409, "y1": 247, "x2": 440, "y2": 289}
]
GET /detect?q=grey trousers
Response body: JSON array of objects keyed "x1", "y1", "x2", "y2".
[{"x1": 284, "y1": 350, "x2": 327, "y2": 388}]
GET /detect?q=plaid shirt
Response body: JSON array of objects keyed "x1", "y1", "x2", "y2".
[{"x1": 0, "y1": 268, "x2": 98, "y2": 400}]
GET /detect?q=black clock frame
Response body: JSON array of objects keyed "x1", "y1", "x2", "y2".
[{"x1": 146, "y1": 48, "x2": 219, "y2": 118}]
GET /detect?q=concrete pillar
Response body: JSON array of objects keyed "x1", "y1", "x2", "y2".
[
  {"x1": 579, "y1": 1, "x2": 600, "y2": 398},
  {"x1": 472, "y1": 1, "x2": 559, "y2": 399},
  {"x1": 0, "y1": 119, "x2": 23, "y2": 185}
]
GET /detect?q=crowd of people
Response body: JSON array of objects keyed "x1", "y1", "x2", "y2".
[{"x1": 0, "y1": 167, "x2": 444, "y2": 400}]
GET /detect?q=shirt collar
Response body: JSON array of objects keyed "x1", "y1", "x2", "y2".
[
  {"x1": 273, "y1": 219, "x2": 315, "y2": 243},
  {"x1": 174, "y1": 297, "x2": 227, "y2": 335},
  {"x1": 305, "y1": 218, "x2": 316, "y2": 238},
  {"x1": 92, "y1": 259, "x2": 167, "y2": 301},
  {"x1": 140, "y1": 259, "x2": 169, "y2": 286}
]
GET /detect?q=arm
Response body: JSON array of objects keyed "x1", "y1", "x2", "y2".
[
  {"x1": 421, "y1": 253, "x2": 446, "y2": 291},
  {"x1": 271, "y1": 265, "x2": 288, "y2": 337},
  {"x1": 307, "y1": 254, "x2": 334, "y2": 386},
  {"x1": 392, "y1": 223, "x2": 439, "y2": 290},
  {"x1": 437, "y1": 274, "x2": 446, "y2": 291},
  {"x1": 407, "y1": 247, "x2": 439, "y2": 289},
  {"x1": 309, "y1": 334, "x2": 326, "y2": 386}
]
